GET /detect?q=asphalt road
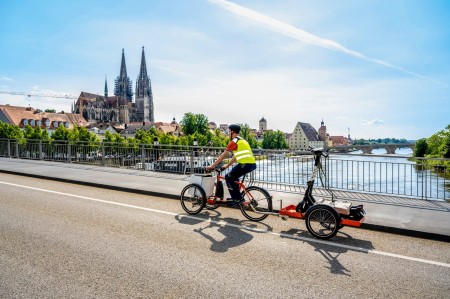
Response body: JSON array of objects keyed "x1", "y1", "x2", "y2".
[{"x1": 1, "y1": 173, "x2": 449, "y2": 299}]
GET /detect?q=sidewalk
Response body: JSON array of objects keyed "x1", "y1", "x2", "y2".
[{"x1": 1, "y1": 157, "x2": 449, "y2": 241}]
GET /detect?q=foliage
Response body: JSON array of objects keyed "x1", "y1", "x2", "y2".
[
  {"x1": 423, "y1": 124, "x2": 450, "y2": 158},
  {"x1": 45, "y1": 109, "x2": 56, "y2": 113},
  {"x1": 51, "y1": 125, "x2": 72, "y2": 141},
  {"x1": 261, "y1": 130, "x2": 288, "y2": 149},
  {"x1": 180, "y1": 113, "x2": 209, "y2": 135},
  {"x1": 0, "y1": 121, "x2": 23, "y2": 139},
  {"x1": 414, "y1": 138, "x2": 428, "y2": 157}
]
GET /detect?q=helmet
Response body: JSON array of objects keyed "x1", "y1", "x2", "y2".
[{"x1": 228, "y1": 124, "x2": 241, "y2": 133}]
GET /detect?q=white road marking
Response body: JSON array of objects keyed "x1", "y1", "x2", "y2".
[{"x1": 2, "y1": 180, "x2": 449, "y2": 268}]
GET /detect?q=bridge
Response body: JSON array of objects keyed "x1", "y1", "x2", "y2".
[{"x1": 329, "y1": 143, "x2": 415, "y2": 154}]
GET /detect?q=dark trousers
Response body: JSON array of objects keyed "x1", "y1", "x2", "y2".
[{"x1": 225, "y1": 163, "x2": 256, "y2": 200}]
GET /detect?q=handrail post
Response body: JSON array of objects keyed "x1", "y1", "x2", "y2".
[
  {"x1": 101, "y1": 143, "x2": 105, "y2": 166},
  {"x1": 15, "y1": 140, "x2": 19, "y2": 158},
  {"x1": 67, "y1": 141, "x2": 72, "y2": 163},
  {"x1": 7, "y1": 139, "x2": 11, "y2": 157},
  {"x1": 39, "y1": 140, "x2": 43, "y2": 160},
  {"x1": 141, "y1": 145, "x2": 145, "y2": 171}
]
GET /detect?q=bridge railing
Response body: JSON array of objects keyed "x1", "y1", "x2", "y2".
[{"x1": 0, "y1": 138, "x2": 448, "y2": 201}]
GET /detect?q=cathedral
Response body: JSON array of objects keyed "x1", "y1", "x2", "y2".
[{"x1": 72, "y1": 47, "x2": 154, "y2": 124}]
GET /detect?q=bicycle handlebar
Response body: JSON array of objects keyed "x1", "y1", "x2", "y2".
[{"x1": 309, "y1": 146, "x2": 329, "y2": 158}]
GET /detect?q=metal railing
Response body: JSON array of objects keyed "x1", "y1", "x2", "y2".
[{"x1": 0, "y1": 139, "x2": 448, "y2": 201}]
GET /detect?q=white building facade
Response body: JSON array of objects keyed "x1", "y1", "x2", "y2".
[{"x1": 289, "y1": 122, "x2": 324, "y2": 150}]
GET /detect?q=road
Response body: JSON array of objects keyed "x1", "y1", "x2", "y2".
[{"x1": 1, "y1": 173, "x2": 449, "y2": 298}]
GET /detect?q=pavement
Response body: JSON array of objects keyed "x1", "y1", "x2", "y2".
[{"x1": 0, "y1": 157, "x2": 449, "y2": 241}]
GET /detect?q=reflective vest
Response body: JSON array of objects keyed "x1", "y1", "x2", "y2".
[{"x1": 233, "y1": 137, "x2": 256, "y2": 164}]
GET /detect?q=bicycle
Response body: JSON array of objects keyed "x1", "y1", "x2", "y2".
[{"x1": 180, "y1": 166, "x2": 273, "y2": 221}]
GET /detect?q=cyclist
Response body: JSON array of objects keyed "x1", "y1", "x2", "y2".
[{"x1": 207, "y1": 124, "x2": 256, "y2": 206}]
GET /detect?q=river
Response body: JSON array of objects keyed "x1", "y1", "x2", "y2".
[{"x1": 255, "y1": 148, "x2": 449, "y2": 201}]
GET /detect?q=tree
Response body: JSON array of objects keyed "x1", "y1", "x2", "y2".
[
  {"x1": 0, "y1": 121, "x2": 23, "y2": 139},
  {"x1": 414, "y1": 138, "x2": 428, "y2": 157},
  {"x1": 45, "y1": 109, "x2": 56, "y2": 113},
  {"x1": 51, "y1": 125, "x2": 71, "y2": 141},
  {"x1": 262, "y1": 130, "x2": 288, "y2": 149},
  {"x1": 180, "y1": 113, "x2": 209, "y2": 136}
]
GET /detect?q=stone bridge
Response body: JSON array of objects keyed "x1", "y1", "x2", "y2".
[{"x1": 329, "y1": 143, "x2": 415, "y2": 154}]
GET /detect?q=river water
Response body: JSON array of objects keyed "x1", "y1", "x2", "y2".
[{"x1": 255, "y1": 148, "x2": 449, "y2": 201}]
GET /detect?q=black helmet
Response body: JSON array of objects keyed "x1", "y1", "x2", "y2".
[{"x1": 228, "y1": 124, "x2": 241, "y2": 133}]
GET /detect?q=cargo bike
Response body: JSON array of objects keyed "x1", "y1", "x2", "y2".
[
  {"x1": 180, "y1": 165, "x2": 273, "y2": 222},
  {"x1": 180, "y1": 147, "x2": 366, "y2": 239}
]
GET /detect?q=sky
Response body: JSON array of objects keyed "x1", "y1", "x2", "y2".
[{"x1": 1, "y1": 0, "x2": 449, "y2": 140}]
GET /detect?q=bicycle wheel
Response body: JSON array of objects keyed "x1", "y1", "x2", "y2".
[
  {"x1": 180, "y1": 184, "x2": 206, "y2": 215},
  {"x1": 240, "y1": 186, "x2": 272, "y2": 222},
  {"x1": 305, "y1": 204, "x2": 340, "y2": 239}
]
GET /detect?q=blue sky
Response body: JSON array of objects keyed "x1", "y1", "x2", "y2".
[{"x1": 1, "y1": 0, "x2": 449, "y2": 140}]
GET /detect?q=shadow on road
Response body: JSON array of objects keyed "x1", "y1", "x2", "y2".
[
  {"x1": 193, "y1": 217, "x2": 254, "y2": 253},
  {"x1": 280, "y1": 228, "x2": 374, "y2": 276}
]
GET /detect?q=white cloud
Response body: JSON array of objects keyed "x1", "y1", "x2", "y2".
[
  {"x1": 208, "y1": 0, "x2": 446, "y2": 86},
  {"x1": 1, "y1": 77, "x2": 13, "y2": 81},
  {"x1": 361, "y1": 119, "x2": 385, "y2": 126}
]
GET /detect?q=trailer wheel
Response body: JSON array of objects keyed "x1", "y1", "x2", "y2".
[{"x1": 305, "y1": 204, "x2": 340, "y2": 239}]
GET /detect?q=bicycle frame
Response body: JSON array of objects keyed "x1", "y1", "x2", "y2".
[{"x1": 207, "y1": 168, "x2": 250, "y2": 205}]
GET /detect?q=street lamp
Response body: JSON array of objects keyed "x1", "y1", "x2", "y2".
[
  {"x1": 193, "y1": 138, "x2": 199, "y2": 157},
  {"x1": 153, "y1": 137, "x2": 159, "y2": 161}
]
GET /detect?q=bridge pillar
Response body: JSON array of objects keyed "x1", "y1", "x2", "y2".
[
  {"x1": 362, "y1": 147, "x2": 373, "y2": 154},
  {"x1": 386, "y1": 146, "x2": 397, "y2": 155}
]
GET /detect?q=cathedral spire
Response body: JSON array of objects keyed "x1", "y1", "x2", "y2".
[
  {"x1": 104, "y1": 75, "x2": 108, "y2": 98},
  {"x1": 114, "y1": 48, "x2": 133, "y2": 104},
  {"x1": 135, "y1": 46, "x2": 154, "y2": 122},
  {"x1": 138, "y1": 46, "x2": 148, "y2": 80},
  {"x1": 119, "y1": 48, "x2": 127, "y2": 79}
]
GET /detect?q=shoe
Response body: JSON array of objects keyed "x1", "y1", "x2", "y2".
[{"x1": 227, "y1": 198, "x2": 245, "y2": 207}]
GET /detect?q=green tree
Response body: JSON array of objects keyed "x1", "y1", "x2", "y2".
[
  {"x1": 0, "y1": 121, "x2": 23, "y2": 139},
  {"x1": 180, "y1": 113, "x2": 209, "y2": 135},
  {"x1": 51, "y1": 125, "x2": 71, "y2": 141},
  {"x1": 261, "y1": 130, "x2": 288, "y2": 149},
  {"x1": 414, "y1": 138, "x2": 428, "y2": 157}
]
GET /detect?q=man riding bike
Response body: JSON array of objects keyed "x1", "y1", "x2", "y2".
[{"x1": 207, "y1": 124, "x2": 256, "y2": 206}]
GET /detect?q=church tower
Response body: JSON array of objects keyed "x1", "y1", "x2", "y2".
[
  {"x1": 114, "y1": 49, "x2": 133, "y2": 123},
  {"x1": 259, "y1": 117, "x2": 267, "y2": 131},
  {"x1": 114, "y1": 49, "x2": 133, "y2": 103},
  {"x1": 318, "y1": 119, "x2": 328, "y2": 145},
  {"x1": 135, "y1": 46, "x2": 154, "y2": 122}
]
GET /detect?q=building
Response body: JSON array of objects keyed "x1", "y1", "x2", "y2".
[
  {"x1": 289, "y1": 122, "x2": 324, "y2": 150},
  {"x1": 0, "y1": 104, "x2": 87, "y2": 133},
  {"x1": 318, "y1": 119, "x2": 332, "y2": 148},
  {"x1": 72, "y1": 47, "x2": 154, "y2": 124},
  {"x1": 259, "y1": 117, "x2": 267, "y2": 132},
  {"x1": 329, "y1": 136, "x2": 350, "y2": 146}
]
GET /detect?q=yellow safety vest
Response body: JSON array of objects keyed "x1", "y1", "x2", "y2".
[{"x1": 233, "y1": 137, "x2": 256, "y2": 164}]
